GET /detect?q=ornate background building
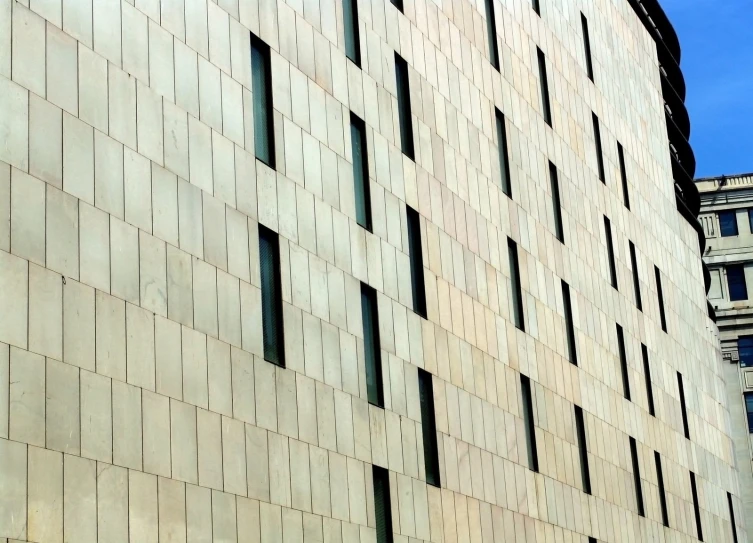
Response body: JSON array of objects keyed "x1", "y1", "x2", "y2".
[
  {"x1": 699, "y1": 172, "x2": 753, "y2": 539},
  {"x1": 0, "y1": 0, "x2": 744, "y2": 541}
]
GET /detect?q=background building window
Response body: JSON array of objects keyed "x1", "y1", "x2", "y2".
[
  {"x1": 373, "y1": 466, "x2": 394, "y2": 543},
  {"x1": 362, "y1": 283, "x2": 384, "y2": 407},
  {"x1": 350, "y1": 113, "x2": 372, "y2": 230},
  {"x1": 745, "y1": 393, "x2": 753, "y2": 432},
  {"x1": 251, "y1": 34, "x2": 275, "y2": 168},
  {"x1": 748, "y1": 209, "x2": 753, "y2": 233},
  {"x1": 739, "y1": 336, "x2": 753, "y2": 367},
  {"x1": 720, "y1": 210, "x2": 738, "y2": 236},
  {"x1": 727, "y1": 265, "x2": 748, "y2": 301},
  {"x1": 343, "y1": 0, "x2": 361, "y2": 65},
  {"x1": 259, "y1": 226, "x2": 284, "y2": 366}
]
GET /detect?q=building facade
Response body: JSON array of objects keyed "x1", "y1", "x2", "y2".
[
  {"x1": 0, "y1": 0, "x2": 744, "y2": 542},
  {"x1": 699, "y1": 172, "x2": 753, "y2": 539}
]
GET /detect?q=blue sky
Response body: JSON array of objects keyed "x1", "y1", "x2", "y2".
[{"x1": 661, "y1": 0, "x2": 753, "y2": 178}]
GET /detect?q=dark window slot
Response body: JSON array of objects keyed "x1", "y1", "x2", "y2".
[
  {"x1": 617, "y1": 324, "x2": 631, "y2": 400},
  {"x1": 604, "y1": 216, "x2": 618, "y2": 289},
  {"x1": 362, "y1": 283, "x2": 384, "y2": 407},
  {"x1": 343, "y1": 0, "x2": 361, "y2": 65},
  {"x1": 407, "y1": 206, "x2": 427, "y2": 318},
  {"x1": 655, "y1": 452, "x2": 669, "y2": 527},
  {"x1": 630, "y1": 437, "x2": 645, "y2": 516},
  {"x1": 508, "y1": 238, "x2": 525, "y2": 331},
  {"x1": 727, "y1": 264, "x2": 748, "y2": 301},
  {"x1": 593, "y1": 112, "x2": 605, "y2": 182},
  {"x1": 251, "y1": 34, "x2": 275, "y2": 168},
  {"x1": 562, "y1": 280, "x2": 577, "y2": 365},
  {"x1": 629, "y1": 241, "x2": 642, "y2": 311},
  {"x1": 655, "y1": 266, "x2": 667, "y2": 332},
  {"x1": 618, "y1": 142, "x2": 630, "y2": 209},
  {"x1": 418, "y1": 369, "x2": 440, "y2": 486},
  {"x1": 690, "y1": 471, "x2": 704, "y2": 541},
  {"x1": 350, "y1": 113, "x2": 372, "y2": 231},
  {"x1": 550, "y1": 161, "x2": 564, "y2": 242},
  {"x1": 581, "y1": 13, "x2": 594, "y2": 81},
  {"x1": 537, "y1": 48, "x2": 552, "y2": 126},
  {"x1": 520, "y1": 374, "x2": 539, "y2": 472},
  {"x1": 728, "y1": 492, "x2": 739, "y2": 543},
  {"x1": 259, "y1": 225, "x2": 285, "y2": 366},
  {"x1": 395, "y1": 54, "x2": 414, "y2": 160},
  {"x1": 495, "y1": 109, "x2": 512, "y2": 197},
  {"x1": 642, "y1": 344, "x2": 655, "y2": 416},
  {"x1": 677, "y1": 371, "x2": 690, "y2": 439},
  {"x1": 484, "y1": 0, "x2": 500, "y2": 70},
  {"x1": 373, "y1": 466, "x2": 394, "y2": 543},
  {"x1": 575, "y1": 405, "x2": 591, "y2": 494}
]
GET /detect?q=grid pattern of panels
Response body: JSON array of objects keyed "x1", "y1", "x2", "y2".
[{"x1": 0, "y1": 0, "x2": 744, "y2": 541}]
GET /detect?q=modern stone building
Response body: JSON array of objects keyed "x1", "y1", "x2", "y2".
[
  {"x1": 699, "y1": 172, "x2": 753, "y2": 539},
  {"x1": 0, "y1": 0, "x2": 744, "y2": 541}
]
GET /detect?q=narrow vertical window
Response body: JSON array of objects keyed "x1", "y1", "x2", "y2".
[
  {"x1": 604, "y1": 216, "x2": 618, "y2": 289},
  {"x1": 728, "y1": 492, "x2": 740, "y2": 543},
  {"x1": 537, "y1": 48, "x2": 552, "y2": 126},
  {"x1": 343, "y1": 0, "x2": 361, "y2": 65},
  {"x1": 655, "y1": 266, "x2": 667, "y2": 332},
  {"x1": 373, "y1": 466, "x2": 394, "y2": 543},
  {"x1": 259, "y1": 225, "x2": 285, "y2": 366},
  {"x1": 495, "y1": 109, "x2": 512, "y2": 197},
  {"x1": 629, "y1": 437, "x2": 645, "y2": 517},
  {"x1": 550, "y1": 161, "x2": 564, "y2": 242},
  {"x1": 618, "y1": 142, "x2": 630, "y2": 209},
  {"x1": 739, "y1": 336, "x2": 753, "y2": 367},
  {"x1": 395, "y1": 54, "x2": 414, "y2": 160},
  {"x1": 520, "y1": 374, "x2": 539, "y2": 472},
  {"x1": 407, "y1": 206, "x2": 427, "y2": 318},
  {"x1": 418, "y1": 369, "x2": 440, "y2": 486},
  {"x1": 251, "y1": 34, "x2": 275, "y2": 168},
  {"x1": 574, "y1": 405, "x2": 591, "y2": 495},
  {"x1": 690, "y1": 472, "x2": 704, "y2": 541},
  {"x1": 727, "y1": 264, "x2": 748, "y2": 301},
  {"x1": 589, "y1": 539, "x2": 597, "y2": 543},
  {"x1": 390, "y1": 0, "x2": 403, "y2": 12},
  {"x1": 616, "y1": 324, "x2": 631, "y2": 401},
  {"x1": 744, "y1": 392, "x2": 753, "y2": 431},
  {"x1": 362, "y1": 283, "x2": 384, "y2": 407},
  {"x1": 629, "y1": 241, "x2": 642, "y2": 311},
  {"x1": 642, "y1": 344, "x2": 655, "y2": 416},
  {"x1": 562, "y1": 280, "x2": 577, "y2": 365},
  {"x1": 484, "y1": 0, "x2": 500, "y2": 70},
  {"x1": 655, "y1": 452, "x2": 669, "y2": 527},
  {"x1": 532, "y1": 0, "x2": 540, "y2": 15},
  {"x1": 719, "y1": 210, "x2": 739, "y2": 237},
  {"x1": 350, "y1": 113, "x2": 372, "y2": 230},
  {"x1": 581, "y1": 13, "x2": 594, "y2": 81},
  {"x1": 592, "y1": 112, "x2": 605, "y2": 183},
  {"x1": 677, "y1": 372, "x2": 690, "y2": 439},
  {"x1": 508, "y1": 238, "x2": 525, "y2": 331}
]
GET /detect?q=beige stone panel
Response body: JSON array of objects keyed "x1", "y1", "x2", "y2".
[
  {"x1": 79, "y1": 203, "x2": 110, "y2": 292},
  {"x1": 235, "y1": 145, "x2": 258, "y2": 221},
  {"x1": 188, "y1": 115, "x2": 214, "y2": 195},
  {"x1": 171, "y1": 400, "x2": 198, "y2": 484},
  {"x1": 137, "y1": 82, "x2": 165, "y2": 165},
  {"x1": 12, "y1": 4, "x2": 45, "y2": 96},
  {"x1": 218, "y1": 270, "x2": 242, "y2": 347},
  {"x1": 240, "y1": 275, "x2": 264, "y2": 357},
  {"x1": 198, "y1": 56, "x2": 223, "y2": 133},
  {"x1": 207, "y1": 1, "x2": 230, "y2": 72},
  {"x1": 97, "y1": 462, "x2": 128, "y2": 543},
  {"x1": 185, "y1": 0, "x2": 209, "y2": 57},
  {"x1": 80, "y1": 369, "x2": 112, "y2": 463},
  {"x1": 29, "y1": 95, "x2": 63, "y2": 188},
  {"x1": 329, "y1": 451, "x2": 349, "y2": 522},
  {"x1": 246, "y1": 424, "x2": 270, "y2": 502},
  {"x1": 197, "y1": 407, "x2": 223, "y2": 490},
  {"x1": 178, "y1": 176, "x2": 204, "y2": 258},
  {"x1": 186, "y1": 484, "x2": 212, "y2": 543},
  {"x1": 152, "y1": 164, "x2": 180, "y2": 246},
  {"x1": 135, "y1": 0, "x2": 159, "y2": 21},
  {"x1": 43, "y1": 187, "x2": 77, "y2": 282},
  {"x1": 163, "y1": 102, "x2": 190, "y2": 184},
  {"x1": 161, "y1": 0, "x2": 185, "y2": 41},
  {"x1": 112, "y1": 380, "x2": 142, "y2": 470},
  {"x1": 254, "y1": 356, "x2": 278, "y2": 432},
  {"x1": 46, "y1": 358, "x2": 80, "y2": 454},
  {"x1": 0, "y1": 435, "x2": 27, "y2": 539},
  {"x1": 28, "y1": 446, "x2": 63, "y2": 542},
  {"x1": 63, "y1": 112, "x2": 94, "y2": 205},
  {"x1": 121, "y1": 2, "x2": 149, "y2": 83},
  {"x1": 222, "y1": 416, "x2": 247, "y2": 496},
  {"x1": 206, "y1": 338, "x2": 231, "y2": 417},
  {"x1": 174, "y1": 40, "x2": 200, "y2": 118},
  {"x1": 193, "y1": 258, "x2": 219, "y2": 338},
  {"x1": 0, "y1": 162, "x2": 8, "y2": 252},
  {"x1": 295, "y1": 372, "x2": 318, "y2": 446},
  {"x1": 167, "y1": 244, "x2": 194, "y2": 327},
  {"x1": 203, "y1": 192, "x2": 228, "y2": 270},
  {"x1": 212, "y1": 491, "x2": 238, "y2": 543},
  {"x1": 236, "y1": 498, "x2": 260, "y2": 542},
  {"x1": 93, "y1": 130, "x2": 124, "y2": 219},
  {"x1": 129, "y1": 471, "x2": 158, "y2": 543},
  {"x1": 158, "y1": 477, "x2": 187, "y2": 543},
  {"x1": 227, "y1": 207, "x2": 251, "y2": 282},
  {"x1": 11, "y1": 168, "x2": 45, "y2": 266},
  {"x1": 96, "y1": 291, "x2": 126, "y2": 381},
  {"x1": 0, "y1": 78, "x2": 28, "y2": 171},
  {"x1": 149, "y1": 20, "x2": 174, "y2": 102},
  {"x1": 126, "y1": 303, "x2": 156, "y2": 391},
  {"x1": 46, "y1": 23, "x2": 78, "y2": 116},
  {"x1": 62, "y1": 0, "x2": 91, "y2": 46},
  {"x1": 124, "y1": 144, "x2": 153, "y2": 229},
  {"x1": 182, "y1": 326, "x2": 209, "y2": 409},
  {"x1": 0, "y1": 250, "x2": 28, "y2": 349},
  {"x1": 62, "y1": 280, "x2": 95, "y2": 370},
  {"x1": 108, "y1": 64, "x2": 137, "y2": 150},
  {"x1": 0, "y1": 344, "x2": 6, "y2": 439},
  {"x1": 63, "y1": 455, "x2": 97, "y2": 543},
  {"x1": 155, "y1": 315, "x2": 183, "y2": 400},
  {"x1": 9, "y1": 347, "x2": 45, "y2": 446},
  {"x1": 140, "y1": 231, "x2": 168, "y2": 316},
  {"x1": 110, "y1": 217, "x2": 140, "y2": 300},
  {"x1": 212, "y1": 131, "x2": 236, "y2": 208},
  {"x1": 78, "y1": 45, "x2": 108, "y2": 133},
  {"x1": 92, "y1": 0, "x2": 120, "y2": 66},
  {"x1": 231, "y1": 346, "x2": 255, "y2": 424}
]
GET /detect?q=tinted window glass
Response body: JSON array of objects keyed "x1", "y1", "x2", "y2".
[
  {"x1": 728, "y1": 265, "x2": 748, "y2": 301},
  {"x1": 720, "y1": 211, "x2": 738, "y2": 237}
]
